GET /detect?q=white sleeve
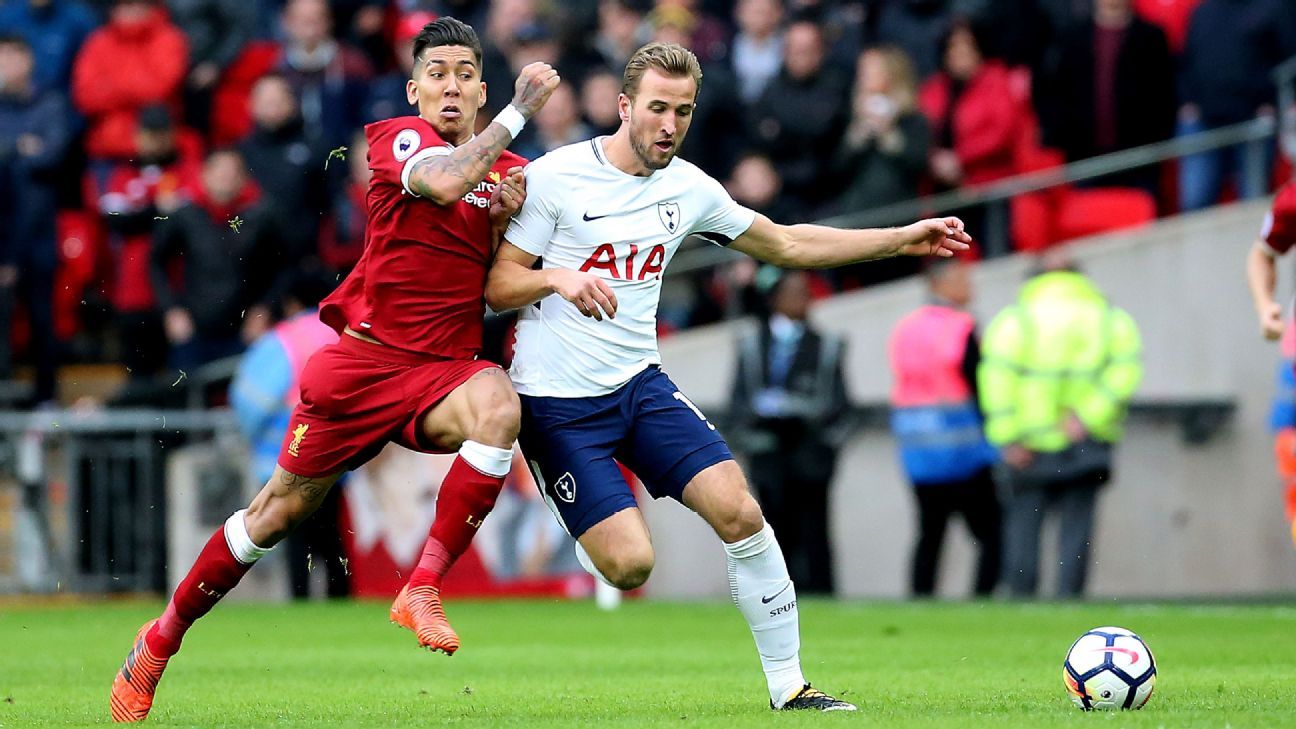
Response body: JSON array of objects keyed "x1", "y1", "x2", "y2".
[
  {"x1": 504, "y1": 160, "x2": 561, "y2": 257},
  {"x1": 689, "y1": 174, "x2": 757, "y2": 247}
]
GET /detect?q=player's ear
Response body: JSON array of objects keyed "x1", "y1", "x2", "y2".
[
  {"x1": 618, "y1": 93, "x2": 631, "y2": 123},
  {"x1": 478, "y1": 82, "x2": 486, "y2": 110},
  {"x1": 406, "y1": 78, "x2": 418, "y2": 106}
]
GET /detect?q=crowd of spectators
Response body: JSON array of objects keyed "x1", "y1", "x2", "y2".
[{"x1": 1, "y1": 0, "x2": 1295, "y2": 403}]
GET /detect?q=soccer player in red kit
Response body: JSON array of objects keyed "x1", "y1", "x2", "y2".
[
  {"x1": 1247, "y1": 180, "x2": 1296, "y2": 545},
  {"x1": 109, "y1": 17, "x2": 559, "y2": 722}
]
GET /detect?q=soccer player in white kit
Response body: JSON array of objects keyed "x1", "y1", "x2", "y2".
[{"x1": 486, "y1": 42, "x2": 971, "y2": 712}]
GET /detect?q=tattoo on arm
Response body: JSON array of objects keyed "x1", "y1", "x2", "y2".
[
  {"x1": 407, "y1": 124, "x2": 512, "y2": 203},
  {"x1": 277, "y1": 470, "x2": 332, "y2": 504}
]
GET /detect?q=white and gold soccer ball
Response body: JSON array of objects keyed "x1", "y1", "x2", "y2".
[{"x1": 1062, "y1": 626, "x2": 1157, "y2": 710}]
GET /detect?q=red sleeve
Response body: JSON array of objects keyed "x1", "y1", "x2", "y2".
[
  {"x1": 71, "y1": 34, "x2": 119, "y2": 114},
  {"x1": 1263, "y1": 184, "x2": 1296, "y2": 255},
  {"x1": 119, "y1": 26, "x2": 188, "y2": 105},
  {"x1": 366, "y1": 119, "x2": 451, "y2": 193}
]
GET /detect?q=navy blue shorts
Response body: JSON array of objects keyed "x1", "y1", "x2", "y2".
[{"x1": 518, "y1": 366, "x2": 733, "y2": 539}]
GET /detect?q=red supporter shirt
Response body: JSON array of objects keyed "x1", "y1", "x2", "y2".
[
  {"x1": 1261, "y1": 182, "x2": 1296, "y2": 256},
  {"x1": 320, "y1": 116, "x2": 526, "y2": 359}
]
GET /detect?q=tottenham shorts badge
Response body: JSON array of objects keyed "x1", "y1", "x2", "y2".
[
  {"x1": 555, "y1": 472, "x2": 577, "y2": 503},
  {"x1": 658, "y1": 202, "x2": 680, "y2": 233},
  {"x1": 393, "y1": 129, "x2": 420, "y2": 162}
]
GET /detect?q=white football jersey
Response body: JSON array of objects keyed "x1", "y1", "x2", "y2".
[{"x1": 504, "y1": 138, "x2": 756, "y2": 397}]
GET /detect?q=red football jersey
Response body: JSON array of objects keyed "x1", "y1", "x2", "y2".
[
  {"x1": 320, "y1": 116, "x2": 526, "y2": 359},
  {"x1": 1261, "y1": 181, "x2": 1296, "y2": 256}
]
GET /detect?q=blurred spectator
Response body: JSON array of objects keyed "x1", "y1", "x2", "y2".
[
  {"x1": 592, "y1": 0, "x2": 650, "y2": 71},
  {"x1": 580, "y1": 68, "x2": 622, "y2": 136},
  {"x1": 319, "y1": 128, "x2": 368, "y2": 272},
  {"x1": 363, "y1": 10, "x2": 431, "y2": 123},
  {"x1": 962, "y1": 0, "x2": 1050, "y2": 67},
  {"x1": 1133, "y1": 0, "x2": 1202, "y2": 53},
  {"x1": 522, "y1": 82, "x2": 589, "y2": 157},
  {"x1": 871, "y1": 0, "x2": 952, "y2": 78},
  {"x1": 1035, "y1": 0, "x2": 1175, "y2": 193},
  {"x1": 888, "y1": 259, "x2": 1000, "y2": 597},
  {"x1": 979, "y1": 250, "x2": 1142, "y2": 598},
  {"x1": 275, "y1": 0, "x2": 374, "y2": 147},
  {"x1": 651, "y1": 0, "x2": 728, "y2": 63},
  {"x1": 729, "y1": 270, "x2": 849, "y2": 595},
  {"x1": 0, "y1": 0, "x2": 96, "y2": 94},
  {"x1": 168, "y1": 0, "x2": 255, "y2": 134},
  {"x1": 832, "y1": 45, "x2": 928, "y2": 212},
  {"x1": 229, "y1": 269, "x2": 344, "y2": 599},
  {"x1": 71, "y1": 0, "x2": 188, "y2": 162},
  {"x1": 96, "y1": 105, "x2": 201, "y2": 378},
  {"x1": 731, "y1": 0, "x2": 784, "y2": 105},
  {"x1": 1177, "y1": 0, "x2": 1296, "y2": 211},
  {"x1": 829, "y1": 45, "x2": 928, "y2": 287},
  {"x1": 150, "y1": 148, "x2": 283, "y2": 371},
  {"x1": 1035, "y1": 0, "x2": 1092, "y2": 33},
  {"x1": 479, "y1": 0, "x2": 536, "y2": 115},
  {"x1": 919, "y1": 21, "x2": 1026, "y2": 189},
  {"x1": 0, "y1": 33, "x2": 72, "y2": 403},
  {"x1": 331, "y1": 0, "x2": 389, "y2": 70},
  {"x1": 749, "y1": 18, "x2": 849, "y2": 213},
  {"x1": 726, "y1": 152, "x2": 797, "y2": 222},
  {"x1": 239, "y1": 73, "x2": 331, "y2": 263},
  {"x1": 649, "y1": 4, "x2": 744, "y2": 176}
]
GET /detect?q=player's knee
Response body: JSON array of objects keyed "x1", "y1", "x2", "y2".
[
  {"x1": 712, "y1": 495, "x2": 765, "y2": 544},
  {"x1": 470, "y1": 380, "x2": 521, "y2": 444},
  {"x1": 603, "y1": 550, "x2": 654, "y2": 590}
]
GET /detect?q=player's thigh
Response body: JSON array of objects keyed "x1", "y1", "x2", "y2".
[
  {"x1": 519, "y1": 394, "x2": 636, "y2": 542},
  {"x1": 619, "y1": 369, "x2": 741, "y2": 517},
  {"x1": 415, "y1": 363, "x2": 519, "y2": 451},
  {"x1": 679, "y1": 460, "x2": 765, "y2": 544}
]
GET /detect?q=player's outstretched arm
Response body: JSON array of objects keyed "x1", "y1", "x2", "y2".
[
  {"x1": 728, "y1": 213, "x2": 972, "y2": 269},
  {"x1": 1247, "y1": 239, "x2": 1284, "y2": 340},
  {"x1": 406, "y1": 62, "x2": 559, "y2": 206},
  {"x1": 486, "y1": 242, "x2": 618, "y2": 320}
]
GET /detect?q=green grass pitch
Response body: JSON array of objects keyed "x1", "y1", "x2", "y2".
[{"x1": 3, "y1": 598, "x2": 1296, "y2": 727}]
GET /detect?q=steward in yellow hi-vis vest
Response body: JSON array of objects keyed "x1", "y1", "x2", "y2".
[{"x1": 978, "y1": 255, "x2": 1142, "y2": 598}]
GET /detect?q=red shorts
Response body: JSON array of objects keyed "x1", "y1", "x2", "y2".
[{"x1": 276, "y1": 334, "x2": 498, "y2": 477}]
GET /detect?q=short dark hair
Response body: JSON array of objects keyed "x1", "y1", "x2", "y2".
[
  {"x1": 411, "y1": 17, "x2": 482, "y2": 70},
  {"x1": 0, "y1": 33, "x2": 30, "y2": 52}
]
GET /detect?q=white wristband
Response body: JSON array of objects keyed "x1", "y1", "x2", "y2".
[{"x1": 494, "y1": 104, "x2": 527, "y2": 139}]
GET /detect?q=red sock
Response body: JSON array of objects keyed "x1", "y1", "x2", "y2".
[
  {"x1": 145, "y1": 526, "x2": 254, "y2": 657},
  {"x1": 409, "y1": 455, "x2": 505, "y2": 589}
]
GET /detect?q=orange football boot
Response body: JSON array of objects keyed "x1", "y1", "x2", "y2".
[
  {"x1": 390, "y1": 584, "x2": 460, "y2": 655},
  {"x1": 110, "y1": 619, "x2": 170, "y2": 723}
]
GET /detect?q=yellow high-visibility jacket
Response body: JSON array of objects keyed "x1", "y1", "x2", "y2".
[{"x1": 978, "y1": 271, "x2": 1142, "y2": 453}]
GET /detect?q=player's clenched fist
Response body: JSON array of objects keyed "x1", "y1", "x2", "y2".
[
  {"x1": 512, "y1": 62, "x2": 561, "y2": 119},
  {"x1": 489, "y1": 165, "x2": 526, "y2": 229},
  {"x1": 547, "y1": 268, "x2": 618, "y2": 321}
]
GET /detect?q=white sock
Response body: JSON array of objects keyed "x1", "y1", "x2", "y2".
[
  {"x1": 459, "y1": 440, "x2": 514, "y2": 477},
  {"x1": 724, "y1": 522, "x2": 806, "y2": 707},
  {"x1": 224, "y1": 509, "x2": 273, "y2": 565}
]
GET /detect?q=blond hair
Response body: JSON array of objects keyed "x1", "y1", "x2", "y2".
[
  {"x1": 862, "y1": 45, "x2": 918, "y2": 114},
  {"x1": 622, "y1": 42, "x2": 703, "y2": 99}
]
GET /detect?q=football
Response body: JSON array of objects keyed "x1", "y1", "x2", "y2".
[{"x1": 1062, "y1": 626, "x2": 1157, "y2": 710}]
